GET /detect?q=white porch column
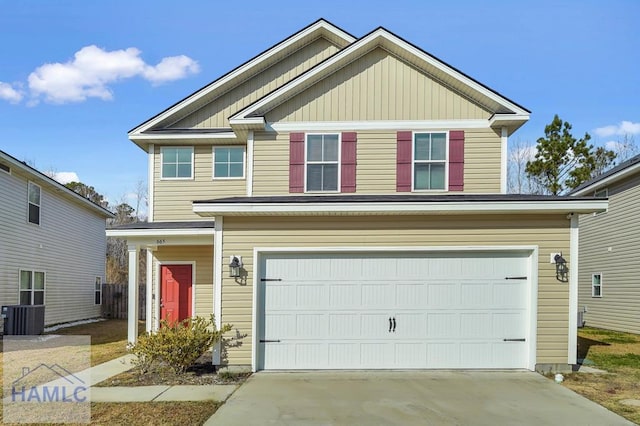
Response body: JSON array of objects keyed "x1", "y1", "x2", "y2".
[
  {"x1": 212, "y1": 217, "x2": 223, "y2": 365},
  {"x1": 127, "y1": 244, "x2": 139, "y2": 344},
  {"x1": 146, "y1": 248, "x2": 154, "y2": 333}
]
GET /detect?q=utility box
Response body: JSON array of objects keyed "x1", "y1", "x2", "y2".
[{"x1": 1, "y1": 305, "x2": 45, "y2": 335}]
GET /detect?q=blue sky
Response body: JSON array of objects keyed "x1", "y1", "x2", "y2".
[{"x1": 1, "y1": 0, "x2": 638, "y2": 212}]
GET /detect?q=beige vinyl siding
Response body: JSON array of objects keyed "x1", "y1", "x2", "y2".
[
  {"x1": 151, "y1": 245, "x2": 214, "y2": 323},
  {"x1": 265, "y1": 47, "x2": 491, "y2": 122},
  {"x1": 0, "y1": 167, "x2": 106, "y2": 326},
  {"x1": 252, "y1": 128, "x2": 501, "y2": 196},
  {"x1": 578, "y1": 173, "x2": 640, "y2": 334},
  {"x1": 220, "y1": 215, "x2": 571, "y2": 367},
  {"x1": 154, "y1": 145, "x2": 246, "y2": 221},
  {"x1": 171, "y1": 37, "x2": 340, "y2": 129}
]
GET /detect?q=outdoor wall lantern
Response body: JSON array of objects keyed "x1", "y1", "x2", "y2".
[
  {"x1": 554, "y1": 254, "x2": 568, "y2": 282},
  {"x1": 229, "y1": 255, "x2": 243, "y2": 278}
]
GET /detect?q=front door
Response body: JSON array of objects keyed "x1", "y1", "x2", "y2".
[{"x1": 160, "y1": 264, "x2": 193, "y2": 324}]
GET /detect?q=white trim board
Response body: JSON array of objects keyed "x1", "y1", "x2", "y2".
[
  {"x1": 266, "y1": 119, "x2": 490, "y2": 132},
  {"x1": 251, "y1": 245, "x2": 539, "y2": 372}
]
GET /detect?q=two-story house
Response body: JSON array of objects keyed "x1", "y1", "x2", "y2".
[
  {"x1": 0, "y1": 150, "x2": 113, "y2": 328},
  {"x1": 109, "y1": 19, "x2": 606, "y2": 373}
]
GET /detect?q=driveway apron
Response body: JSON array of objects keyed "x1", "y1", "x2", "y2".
[{"x1": 205, "y1": 371, "x2": 634, "y2": 425}]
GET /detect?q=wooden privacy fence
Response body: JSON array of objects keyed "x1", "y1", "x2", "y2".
[{"x1": 101, "y1": 283, "x2": 146, "y2": 319}]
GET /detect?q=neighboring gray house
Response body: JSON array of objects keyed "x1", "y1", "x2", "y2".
[
  {"x1": 571, "y1": 154, "x2": 640, "y2": 334},
  {"x1": 0, "y1": 150, "x2": 114, "y2": 327}
]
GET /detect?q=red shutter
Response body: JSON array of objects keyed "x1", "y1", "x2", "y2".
[
  {"x1": 289, "y1": 132, "x2": 305, "y2": 193},
  {"x1": 396, "y1": 131, "x2": 412, "y2": 192},
  {"x1": 449, "y1": 130, "x2": 464, "y2": 191},
  {"x1": 341, "y1": 132, "x2": 357, "y2": 193}
]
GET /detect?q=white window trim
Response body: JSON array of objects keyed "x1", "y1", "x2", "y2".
[
  {"x1": 304, "y1": 133, "x2": 341, "y2": 193},
  {"x1": 160, "y1": 146, "x2": 195, "y2": 180},
  {"x1": 592, "y1": 273, "x2": 603, "y2": 298},
  {"x1": 412, "y1": 131, "x2": 449, "y2": 192},
  {"x1": 27, "y1": 181, "x2": 41, "y2": 226},
  {"x1": 212, "y1": 146, "x2": 246, "y2": 180},
  {"x1": 95, "y1": 276, "x2": 103, "y2": 305},
  {"x1": 19, "y1": 269, "x2": 46, "y2": 305}
]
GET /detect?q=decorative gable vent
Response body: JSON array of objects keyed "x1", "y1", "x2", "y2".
[{"x1": 0, "y1": 162, "x2": 10, "y2": 173}]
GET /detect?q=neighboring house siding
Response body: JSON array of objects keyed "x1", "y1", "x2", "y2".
[
  {"x1": 578, "y1": 174, "x2": 640, "y2": 334},
  {"x1": 151, "y1": 245, "x2": 214, "y2": 323},
  {"x1": 171, "y1": 37, "x2": 341, "y2": 129},
  {"x1": 0, "y1": 168, "x2": 105, "y2": 326},
  {"x1": 220, "y1": 215, "x2": 570, "y2": 367},
  {"x1": 153, "y1": 145, "x2": 245, "y2": 221},
  {"x1": 265, "y1": 47, "x2": 491, "y2": 122},
  {"x1": 252, "y1": 128, "x2": 501, "y2": 196}
]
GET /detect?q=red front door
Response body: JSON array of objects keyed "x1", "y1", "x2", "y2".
[{"x1": 160, "y1": 264, "x2": 192, "y2": 325}]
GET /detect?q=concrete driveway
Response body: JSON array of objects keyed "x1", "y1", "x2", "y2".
[{"x1": 205, "y1": 371, "x2": 634, "y2": 425}]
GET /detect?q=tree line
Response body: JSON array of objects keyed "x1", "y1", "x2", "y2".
[{"x1": 509, "y1": 115, "x2": 637, "y2": 195}]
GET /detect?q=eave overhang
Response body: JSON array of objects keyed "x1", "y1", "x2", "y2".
[
  {"x1": 571, "y1": 155, "x2": 640, "y2": 196},
  {"x1": 106, "y1": 221, "x2": 215, "y2": 246}
]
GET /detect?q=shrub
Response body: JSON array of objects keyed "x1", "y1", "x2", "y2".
[{"x1": 129, "y1": 315, "x2": 232, "y2": 374}]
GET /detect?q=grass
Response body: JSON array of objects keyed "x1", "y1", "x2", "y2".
[
  {"x1": 562, "y1": 327, "x2": 640, "y2": 425},
  {"x1": 52, "y1": 319, "x2": 131, "y2": 366}
]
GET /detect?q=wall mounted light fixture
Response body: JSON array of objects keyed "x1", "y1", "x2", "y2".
[
  {"x1": 554, "y1": 253, "x2": 568, "y2": 282},
  {"x1": 229, "y1": 255, "x2": 243, "y2": 278}
]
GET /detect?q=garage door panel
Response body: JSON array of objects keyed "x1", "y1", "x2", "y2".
[{"x1": 260, "y1": 252, "x2": 531, "y2": 370}]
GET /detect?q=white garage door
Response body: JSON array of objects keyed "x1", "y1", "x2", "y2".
[{"x1": 257, "y1": 252, "x2": 531, "y2": 370}]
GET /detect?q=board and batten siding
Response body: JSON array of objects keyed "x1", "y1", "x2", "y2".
[
  {"x1": 265, "y1": 47, "x2": 491, "y2": 122},
  {"x1": 171, "y1": 37, "x2": 341, "y2": 129},
  {"x1": 219, "y1": 215, "x2": 571, "y2": 367},
  {"x1": 151, "y1": 246, "x2": 214, "y2": 324},
  {"x1": 0, "y1": 167, "x2": 106, "y2": 326},
  {"x1": 578, "y1": 173, "x2": 640, "y2": 334},
  {"x1": 252, "y1": 128, "x2": 502, "y2": 196},
  {"x1": 153, "y1": 145, "x2": 245, "y2": 221}
]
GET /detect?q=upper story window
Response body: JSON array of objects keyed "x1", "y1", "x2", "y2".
[
  {"x1": 213, "y1": 147, "x2": 245, "y2": 179},
  {"x1": 593, "y1": 188, "x2": 608, "y2": 216},
  {"x1": 306, "y1": 134, "x2": 339, "y2": 192},
  {"x1": 20, "y1": 270, "x2": 45, "y2": 305},
  {"x1": 413, "y1": 132, "x2": 447, "y2": 190},
  {"x1": 161, "y1": 147, "x2": 193, "y2": 179},
  {"x1": 27, "y1": 181, "x2": 41, "y2": 225},
  {"x1": 592, "y1": 273, "x2": 602, "y2": 297}
]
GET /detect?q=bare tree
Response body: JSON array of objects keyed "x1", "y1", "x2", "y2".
[
  {"x1": 133, "y1": 179, "x2": 148, "y2": 221},
  {"x1": 507, "y1": 139, "x2": 540, "y2": 194},
  {"x1": 609, "y1": 134, "x2": 639, "y2": 164}
]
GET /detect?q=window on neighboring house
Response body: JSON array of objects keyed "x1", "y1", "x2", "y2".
[
  {"x1": 414, "y1": 132, "x2": 447, "y2": 190},
  {"x1": 28, "y1": 181, "x2": 41, "y2": 225},
  {"x1": 213, "y1": 147, "x2": 245, "y2": 178},
  {"x1": 0, "y1": 162, "x2": 10, "y2": 173},
  {"x1": 592, "y1": 273, "x2": 602, "y2": 297},
  {"x1": 20, "y1": 270, "x2": 45, "y2": 305},
  {"x1": 95, "y1": 277, "x2": 102, "y2": 305},
  {"x1": 306, "y1": 134, "x2": 339, "y2": 191},
  {"x1": 161, "y1": 147, "x2": 193, "y2": 179},
  {"x1": 593, "y1": 188, "x2": 608, "y2": 216}
]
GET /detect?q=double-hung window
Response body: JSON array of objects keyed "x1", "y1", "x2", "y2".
[
  {"x1": 161, "y1": 147, "x2": 193, "y2": 179},
  {"x1": 20, "y1": 270, "x2": 45, "y2": 305},
  {"x1": 95, "y1": 277, "x2": 102, "y2": 305},
  {"x1": 592, "y1": 273, "x2": 602, "y2": 297},
  {"x1": 28, "y1": 181, "x2": 41, "y2": 225},
  {"x1": 306, "y1": 134, "x2": 339, "y2": 192},
  {"x1": 413, "y1": 132, "x2": 446, "y2": 190},
  {"x1": 213, "y1": 147, "x2": 245, "y2": 179}
]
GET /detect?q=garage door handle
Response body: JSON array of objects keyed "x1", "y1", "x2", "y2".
[
  {"x1": 503, "y1": 338, "x2": 526, "y2": 342},
  {"x1": 260, "y1": 339, "x2": 281, "y2": 343},
  {"x1": 392, "y1": 317, "x2": 396, "y2": 332},
  {"x1": 388, "y1": 317, "x2": 392, "y2": 333}
]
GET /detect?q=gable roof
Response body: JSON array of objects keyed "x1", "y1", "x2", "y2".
[
  {"x1": 128, "y1": 19, "x2": 356, "y2": 144},
  {"x1": 570, "y1": 153, "x2": 640, "y2": 196},
  {"x1": 0, "y1": 150, "x2": 114, "y2": 218},
  {"x1": 229, "y1": 26, "x2": 530, "y2": 134}
]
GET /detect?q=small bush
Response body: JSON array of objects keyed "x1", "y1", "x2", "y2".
[{"x1": 129, "y1": 315, "x2": 232, "y2": 374}]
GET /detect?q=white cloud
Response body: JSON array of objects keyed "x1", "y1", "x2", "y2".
[
  {"x1": 0, "y1": 82, "x2": 23, "y2": 103},
  {"x1": 594, "y1": 121, "x2": 640, "y2": 137},
  {"x1": 27, "y1": 45, "x2": 199, "y2": 104},
  {"x1": 50, "y1": 171, "x2": 80, "y2": 184}
]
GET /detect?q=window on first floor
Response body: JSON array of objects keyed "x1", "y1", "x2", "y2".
[
  {"x1": 213, "y1": 146, "x2": 245, "y2": 178},
  {"x1": 161, "y1": 147, "x2": 194, "y2": 179},
  {"x1": 20, "y1": 270, "x2": 45, "y2": 305},
  {"x1": 414, "y1": 132, "x2": 447, "y2": 190},
  {"x1": 28, "y1": 181, "x2": 41, "y2": 225},
  {"x1": 306, "y1": 133, "x2": 339, "y2": 192},
  {"x1": 592, "y1": 273, "x2": 602, "y2": 297},
  {"x1": 95, "y1": 277, "x2": 102, "y2": 305}
]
